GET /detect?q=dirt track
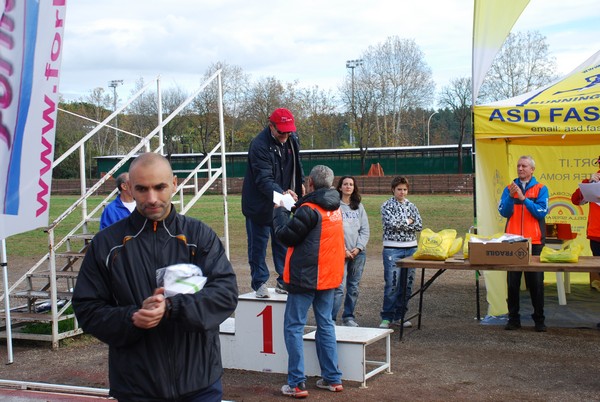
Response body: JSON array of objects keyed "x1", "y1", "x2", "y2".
[{"x1": 1, "y1": 254, "x2": 600, "y2": 401}]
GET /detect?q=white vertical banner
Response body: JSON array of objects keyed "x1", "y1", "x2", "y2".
[
  {"x1": 472, "y1": 0, "x2": 529, "y2": 104},
  {"x1": 0, "y1": 0, "x2": 67, "y2": 240}
]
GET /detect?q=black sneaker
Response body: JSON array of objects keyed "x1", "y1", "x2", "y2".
[
  {"x1": 504, "y1": 321, "x2": 521, "y2": 330},
  {"x1": 534, "y1": 322, "x2": 547, "y2": 332},
  {"x1": 275, "y1": 282, "x2": 288, "y2": 295}
]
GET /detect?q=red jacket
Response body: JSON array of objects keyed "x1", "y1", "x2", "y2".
[{"x1": 571, "y1": 171, "x2": 600, "y2": 242}]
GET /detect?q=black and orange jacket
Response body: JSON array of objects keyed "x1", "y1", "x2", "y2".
[
  {"x1": 498, "y1": 176, "x2": 549, "y2": 245},
  {"x1": 273, "y1": 187, "x2": 345, "y2": 293},
  {"x1": 571, "y1": 170, "x2": 600, "y2": 242},
  {"x1": 73, "y1": 206, "x2": 238, "y2": 401}
]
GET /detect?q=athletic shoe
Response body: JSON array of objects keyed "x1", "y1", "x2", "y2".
[
  {"x1": 534, "y1": 322, "x2": 547, "y2": 332},
  {"x1": 275, "y1": 282, "x2": 288, "y2": 294},
  {"x1": 281, "y1": 383, "x2": 308, "y2": 398},
  {"x1": 504, "y1": 321, "x2": 521, "y2": 330},
  {"x1": 343, "y1": 319, "x2": 359, "y2": 327},
  {"x1": 379, "y1": 319, "x2": 391, "y2": 328},
  {"x1": 393, "y1": 320, "x2": 412, "y2": 328},
  {"x1": 316, "y1": 378, "x2": 343, "y2": 392},
  {"x1": 255, "y1": 283, "x2": 270, "y2": 298}
]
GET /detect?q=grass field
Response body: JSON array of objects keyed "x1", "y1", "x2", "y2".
[
  {"x1": 5, "y1": 194, "x2": 475, "y2": 258},
  {"x1": 4, "y1": 193, "x2": 473, "y2": 335}
]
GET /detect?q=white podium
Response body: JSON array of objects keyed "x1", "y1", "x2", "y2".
[
  {"x1": 220, "y1": 288, "x2": 289, "y2": 373},
  {"x1": 219, "y1": 288, "x2": 393, "y2": 387}
]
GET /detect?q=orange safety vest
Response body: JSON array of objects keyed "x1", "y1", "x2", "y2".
[
  {"x1": 283, "y1": 202, "x2": 345, "y2": 290},
  {"x1": 572, "y1": 172, "x2": 600, "y2": 241},
  {"x1": 505, "y1": 183, "x2": 546, "y2": 244}
]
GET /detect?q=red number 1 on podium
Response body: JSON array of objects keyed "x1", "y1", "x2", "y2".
[{"x1": 257, "y1": 305, "x2": 274, "y2": 354}]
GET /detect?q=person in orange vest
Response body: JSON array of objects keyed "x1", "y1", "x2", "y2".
[
  {"x1": 498, "y1": 155, "x2": 549, "y2": 332},
  {"x1": 571, "y1": 162, "x2": 600, "y2": 256},
  {"x1": 273, "y1": 165, "x2": 345, "y2": 398},
  {"x1": 570, "y1": 160, "x2": 600, "y2": 328}
]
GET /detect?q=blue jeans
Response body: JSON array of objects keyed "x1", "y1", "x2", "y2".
[
  {"x1": 246, "y1": 218, "x2": 287, "y2": 290},
  {"x1": 332, "y1": 251, "x2": 366, "y2": 322},
  {"x1": 381, "y1": 247, "x2": 416, "y2": 321},
  {"x1": 284, "y1": 289, "x2": 342, "y2": 387}
]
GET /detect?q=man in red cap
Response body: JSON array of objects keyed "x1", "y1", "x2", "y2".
[{"x1": 242, "y1": 108, "x2": 305, "y2": 298}]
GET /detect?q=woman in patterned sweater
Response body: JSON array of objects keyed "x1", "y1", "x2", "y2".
[{"x1": 379, "y1": 176, "x2": 423, "y2": 328}]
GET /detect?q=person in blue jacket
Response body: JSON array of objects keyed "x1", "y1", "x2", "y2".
[
  {"x1": 241, "y1": 108, "x2": 304, "y2": 298},
  {"x1": 100, "y1": 172, "x2": 135, "y2": 230},
  {"x1": 498, "y1": 155, "x2": 549, "y2": 332}
]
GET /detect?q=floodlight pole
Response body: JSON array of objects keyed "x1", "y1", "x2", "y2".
[
  {"x1": 346, "y1": 59, "x2": 363, "y2": 147},
  {"x1": 108, "y1": 80, "x2": 124, "y2": 154},
  {"x1": 427, "y1": 111, "x2": 439, "y2": 147}
]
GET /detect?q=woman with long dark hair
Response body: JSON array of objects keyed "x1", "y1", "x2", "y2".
[{"x1": 332, "y1": 176, "x2": 370, "y2": 327}]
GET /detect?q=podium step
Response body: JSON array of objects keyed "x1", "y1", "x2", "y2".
[
  {"x1": 219, "y1": 289, "x2": 393, "y2": 387},
  {"x1": 12, "y1": 290, "x2": 73, "y2": 299},
  {"x1": 56, "y1": 251, "x2": 86, "y2": 258},
  {"x1": 30, "y1": 270, "x2": 79, "y2": 279}
]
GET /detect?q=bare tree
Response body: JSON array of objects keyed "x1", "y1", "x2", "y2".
[
  {"x1": 369, "y1": 37, "x2": 435, "y2": 146},
  {"x1": 84, "y1": 87, "x2": 113, "y2": 155},
  {"x1": 54, "y1": 102, "x2": 91, "y2": 178},
  {"x1": 295, "y1": 86, "x2": 338, "y2": 149},
  {"x1": 125, "y1": 77, "x2": 158, "y2": 150},
  {"x1": 439, "y1": 77, "x2": 472, "y2": 173},
  {"x1": 341, "y1": 36, "x2": 435, "y2": 173},
  {"x1": 198, "y1": 62, "x2": 251, "y2": 151},
  {"x1": 160, "y1": 86, "x2": 191, "y2": 156},
  {"x1": 478, "y1": 30, "x2": 557, "y2": 102},
  {"x1": 340, "y1": 68, "x2": 380, "y2": 173},
  {"x1": 243, "y1": 76, "x2": 288, "y2": 132},
  {"x1": 191, "y1": 78, "x2": 221, "y2": 155}
]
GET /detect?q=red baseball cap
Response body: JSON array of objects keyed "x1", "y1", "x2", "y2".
[{"x1": 269, "y1": 108, "x2": 296, "y2": 132}]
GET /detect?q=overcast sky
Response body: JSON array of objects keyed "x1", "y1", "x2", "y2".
[{"x1": 58, "y1": 0, "x2": 600, "y2": 104}]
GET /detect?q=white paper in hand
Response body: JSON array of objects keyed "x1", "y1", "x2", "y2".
[
  {"x1": 273, "y1": 191, "x2": 295, "y2": 211},
  {"x1": 578, "y1": 181, "x2": 600, "y2": 204},
  {"x1": 156, "y1": 263, "x2": 207, "y2": 297}
]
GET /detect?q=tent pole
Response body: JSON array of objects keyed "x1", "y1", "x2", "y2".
[{"x1": 1, "y1": 238, "x2": 13, "y2": 364}]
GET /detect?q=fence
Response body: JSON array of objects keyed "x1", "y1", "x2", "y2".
[{"x1": 52, "y1": 174, "x2": 474, "y2": 196}]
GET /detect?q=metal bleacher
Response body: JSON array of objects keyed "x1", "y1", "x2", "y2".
[{"x1": 0, "y1": 70, "x2": 229, "y2": 349}]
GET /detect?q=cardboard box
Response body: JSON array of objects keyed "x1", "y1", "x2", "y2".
[{"x1": 468, "y1": 240, "x2": 531, "y2": 265}]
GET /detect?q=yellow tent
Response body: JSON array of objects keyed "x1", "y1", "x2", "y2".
[{"x1": 473, "y1": 50, "x2": 600, "y2": 316}]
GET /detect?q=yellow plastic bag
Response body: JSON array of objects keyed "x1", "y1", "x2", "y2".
[
  {"x1": 448, "y1": 237, "x2": 463, "y2": 257},
  {"x1": 463, "y1": 233, "x2": 472, "y2": 258},
  {"x1": 540, "y1": 241, "x2": 583, "y2": 263},
  {"x1": 413, "y1": 228, "x2": 457, "y2": 260}
]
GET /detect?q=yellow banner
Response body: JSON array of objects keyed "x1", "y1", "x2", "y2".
[
  {"x1": 472, "y1": 0, "x2": 530, "y2": 102},
  {"x1": 474, "y1": 50, "x2": 600, "y2": 138},
  {"x1": 476, "y1": 139, "x2": 600, "y2": 316}
]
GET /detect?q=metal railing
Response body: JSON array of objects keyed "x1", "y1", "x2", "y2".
[{"x1": 1, "y1": 70, "x2": 228, "y2": 349}]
